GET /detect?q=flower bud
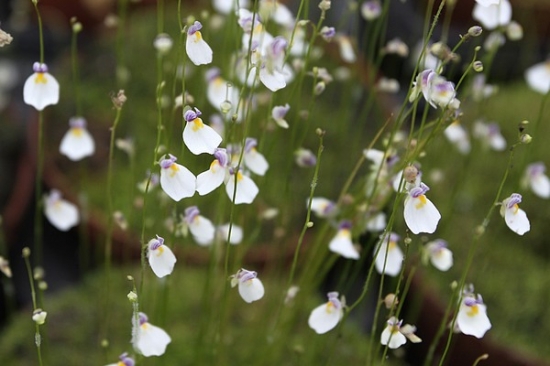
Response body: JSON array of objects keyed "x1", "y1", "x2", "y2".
[
  {"x1": 473, "y1": 60, "x2": 484, "y2": 72},
  {"x1": 506, "y1": 21, "x2": 523, "y2": 41},
  {"x1": 404, "y1": 166, "x2": 418, "y2": 183},
  {"x1": 520, "y1": 134, "x2": 532, "y2": 144},
  {"x1": 32, "y1": 309, "x2": 47, "y2": 325},
  {"x1": 318, "y1": 0, "x2": 331, "y2": 11},
  {"x1": 127, "y1": 291, "x2": 138, "y2": 302},
  {"x1": 22, "y1": 247, "x2": 31, "y2": 258},
  {"x1": 383, "y1": 293, "x2": 399, "y2": 309},
  {"x1": 468, "y1": 26, "x2": 483, "y2": 37}
]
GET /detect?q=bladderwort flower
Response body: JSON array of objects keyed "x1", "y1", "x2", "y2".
[
  {"x1": 183, "y1": 107, "x2": 223, "y2": 155},
  {"x1": 23, "y1": 62, "x2": 60, "y2": 111},
  {"x1": 365, "y1": 212, "x2": 387, "y2": 233},
  {"x1": 473, "y1": 120, "x2": 506, "y2": 151},
  {"x1": 472, "y1": 74, "x2": 498, "y2": 101},
  {"x1": 525, "y1": 60, "x2": 550, "y2": 94},
  {"x1": 44, "y1": 189, "x2": 79, "y2": 231},
  {"x1": 294, "y1": 148, "x2": 317, "y2": 167},
  {"x1": 153, "y1": 33, "x2": 173, "y2": 55},
  {"x1": 336, "y1": 34, "x2": 356, "y2": 63},
  {"x1": 59, "y1": 117, "x2": 95, "y2": 161},
  {"x1": 206, "y1": 68, "x2": 239, "y2": 115},
  {"x1": 308, "y1": 292, "x2": 344, "y2": 334},
  {"x1": 186, "y1": 21, "x2": 213, "y2": 65},
  {"x1": 196, "y1": 148, "x2": 229, "y2": 196},
  {"x1": 243, "y1": 138, "x2": 269, "y2": 176},
  {"x1": 137, "y1": 171, "x2": 160, "y2": 193},
  {"x1": 184, "y1": 206, "x2": 216, "y2": 246},
  {"x1": 473, "y1": 0, "x2": 512, "y2": 30},
  {"x1": 320, "y1": 26, "x2": 336, "y2": 42},
  {"x1": 308, "y1": 197, "x2": 338, "y2": 218},
  {"x1": 522, "y1": 162, "x2": 550, "y2": 199},
  {"x1": 329, "y1": 221, "x2": 360, "y2": 260},
  {"x1": 444, "y1": 121, "x2": 471, "y2": 155},
  {"x1": 257, "y1": 36, "x2": 290, "y2": 92},
  {"x1": 404, "y1": 182, "x2": 441, "y2": 234},
  {"x1": 159, "y1": 154, "x2": 196, "y2": 201},
  {"x1": 212, "y1": 0, "x2": 249, "y2": 14},
  {"x1": 132, "y1": 312, "x2": 171, "y2": 357},
  {"x1": 375, "y1": 77, "x2": 400, "y2": 93},
  {"x1": 105, "y1": 352, "x2": 135, "y2": 366},
  {"x1": 456, "y1": 286, "x2": 492, "y2": 338},
  {"x1": 272, "y1": 103, "x2": 290, "y2": 129},
  {"x1": 383, "y1": 38, "x2": 409, "y2": 57},
  {"x1": 217, "y1": 223, "x2": 244, "y2": 245},
  {"x1": 361, "y1": 0, "x2": 382, "y2": 20},
  {"x1": 425, "y1": 239, "x2": 453, "y2": 271},
  {"x1": 225, "y1": 167, "x2": 259, "y2": 204},
  {"x1": 259, "y1": 0, "x2": 295, "y2": 28},
  {"x1": 147, "y1": 235, "x2": 176, "y2": 278},
  {"x1": 0, "y1": 256, "x2": 12, "y2": 278},
  {"x1": 374, "y1": 232, "x2": 403, "y2": 277},
  {"x1": 380, "y1": 316, "x2": 421, "y2": 349},
  {"x1": 410, "y1": 69, "x2": 460, "y2": 110},
  {"x1": 500, "y1": 193, "x2": 530, "y2": 235},
  {"x1": 230, "y1": 268, "x2": 265, "y2": 303}
]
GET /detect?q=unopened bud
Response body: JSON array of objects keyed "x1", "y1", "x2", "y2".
[
  {"x1": 38, "y1": 281, "x2": 48, "y2": 291},
  {"x1": 127, "y1": 291, "x2": 138, "y2": 302},
  {"x1": 318, "y1": 0, "x2": 331, "y2": 11},
  {"x1": 404, "y1": 237, "x2": 412, "y2": 245},
  {"x1": 383, "y1": 293, "x2": 399, "y2": 309},
  {"x1": 220, "y1": 100, "x2": 232, "y2": 114},
  {"x1": 314, "y1": 81, "x2": 326, "y2": 95},
  {"x1": 111, "y1": 90, "x2": 127, "y2": 109},
  {"x1": 32, "y1": 309, "x2": 47, "y2": 325},
  {"x1": 506, "y1": 21, "x2": 523, "y2": 41},
  {"x1": 468, "y1": 25, "x2": 483, "y2": 37},
  {"x1": 404, "y1": 165, "x2": 418, "y2": 183},
  {"x1": 520, "y1": 134, "x2": 532, "y2": 144},
  {"x1": 71, "y1": 18, "x2": 83, "y2": 33},
  {"x1": 22, "y1": 247, "x2": 31, "y2": 258},
  {"x1": 473, "y1": 60, "x2": 484, "y2": 72}
]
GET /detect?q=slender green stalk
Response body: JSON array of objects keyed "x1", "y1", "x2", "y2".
[{"x1": 23, "y1": 248, "x2": 44, "y2": 366}]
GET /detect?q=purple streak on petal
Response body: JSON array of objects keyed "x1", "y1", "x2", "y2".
[
  {"x1": 338, "y1": 220, "x2": 352, "y2": 230},
  {"x1": 327, "y1": 292, "x2": 342, "y2": 309},
  {"x1": 184, "y1": 107, "x2": 202, "y2": 122},
  {"x1": 272, "y1": 104, "x2": 290, "y2": 120},
  {"x1": 33, "y1": 62, "x2": 48, "y2": 73},
  {"x1": 238, "y1": 269, "x2": 257, "y2": 282},
  {"x1": 119, "y1": 353, "x2": 135, "y2": 366},
  {"x1": 206, "y1": 67, "x2": 221, "y2": 82},
  {"x1": 527, "y1": 162, "x2": 545, "y2": 177},
  {"x1": 149, "y1": 237, "x2": 162, "y2": 251},
  {"x1": 270, "y1": 36, "x2": 287, "y2": 57},
  {"x1": 244, "y1": 137, "x2": 257, "y2": 153},
  {"x1": 138, "y1": 312, "x2": 148, "y2": 325}
]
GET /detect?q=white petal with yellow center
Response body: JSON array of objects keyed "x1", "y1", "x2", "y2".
[
  {"x1": 59, "y1": 127, "x2": 95, "y2": 161},
  {"x1": 186, "y1": 32, "x2": 213, "y2": 65},
  {"x1": 329, "y1": 230, "x2": 359, "y2": 259},
  {"x1": 189, "y1": 215, "x2": 216, "y2": 246},
  {"x1": 160, "y1": 163, "x2": 196, "y2": 201},
  {"x1": 244, "y1": 149, "x2": 269, "y2": 176},
  {"x1": 44, "y1": 196, "x2": 79, "y2": 231},
  {"x1": 404, "y1": 195, "x2": 441, "y2": 234},
  {"x1": 238, "y1": 278, "x2": 265, "y2": 303},
  {"x1": 504, "y1": 205, "x2": 530, "y2": 235},
  {"x1": 225, "y1": 173, "x2": 259, "y2": 204},
  {"x1": 308, "y1": 302, "x2": 342, "y2": 334},
  {"x1": 183, "y1": 118, "x2": 223, "y2": 155},
  {"x1": 135, "y1": 322, "x2": 171, "y2": 357},
  {"x1": 196, "y1": 160, "x2": 226, "y2": 195},
  {"x1": 148, "y1": 245, "x2": 176, "y2": 278},
  {"x1": 380, "y1": 326, "x2": 407, "y2": 349},
  {"x1": 23, "y1": 72, "x2": 60, "y2": 111},
  {"x1": 374, "y1": 240, "x2": 403, "y2": 276},
  {"x1": 456, "y1": 302, "x2": 491, "y2": 338}
]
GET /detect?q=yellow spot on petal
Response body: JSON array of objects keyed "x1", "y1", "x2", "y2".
[
  {"x1": 513, "y1": 204, "x2": 519, "y2": 214},
  {"x1": 156, "y1": 246, "x2": 164, "y2": 257},
  {"x1": 325, "y1": 301, "x2": 334, "y2": 313},
  {"x1": 194, "y1": 31, "x2": 203, "y2": 42},
  {"x1": 236, "y1": 172, "x2": 243, "y2": 182},
  {"x1": 467, "y1": 304, "x2": 479, "y2": 317},
  {"x1": 117, "y1": 362, "x2": 126, "y2": 366},
  {"x1": 170, "y1": 164, "x2": 180, "y2": 177},
  {"x1": 210, "y1": 160, "x2": 219, "y2": 172},
  {"x1": 141, "y1": 323, "x2": 149, "y2": 330},
  {"x1": 415, "y1": 195, "x2": 427, "y2": 209},
  {"x1": 192, "y1": 118, "x2": 204, "y2": 132},
  {"x1": 389, "y1": 241, "x2": 396, "y2": 250},
  {"x1": 71, "y1": 128, "x2": 83, "y2": 137},
  {"x1": 34, "y1": 73, "x2": 47, "y2": 84}
]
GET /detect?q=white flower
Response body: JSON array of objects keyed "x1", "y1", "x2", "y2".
[
  {"x1": 133, "y1": 313, "x2": 171, "y2": 357},
  {"x1": 294, "y1": 148, "x2": 317, "y2": 167},
  {"x1": 365, "y1": 212, "x2": 386, "y2": 232},
  {"x1": 522, "y1": 162, "x2": 550, "y2": 198},
  {"x1": 147, "y1": 236, "x2": 176, "y2": 278},
  {"x1": 472, "y1": 0, "x2": 512, "y2": 30},
  {"x1": 308, "y1": 197, "x2": 337, "y2": 218},
  {"x1": 444, "y1": 121, "x2": 470, "y2": 154},
  {"x1": 456, "y1": 287, "x2": 491, "y2": 338},
  {"x1": 225, "y1": 169, "x2": 259, "y2": 204},
  {"x1": 272, "y1": 103, "x2": 290, "y2": 129},
  {"x1": 525, "y1": 60, "x2": 550, "y2": 95},
  {"x1": 186, "y1": 21, "x2": 212, "y2": 65},
  {"x1": 329, "y1": 221, "x2": 360, "y2": 260},
  {"x1": 159, "y1": 154, "x2": 196, "y2": 201},
  {"x1": 183, "y1": 107, "x2": 223, "y2": 155},
  {"x1": 380, "y1": 317, "x2": 407, "y2": 349},
  {"x1": 0, "y1": 256, "x2": 12, "y2": 278},
  {"x1": 403, "y1": 182, "x2": 441, "y2": 234},
  {"x1": 410, "y1": 69, "x2": 459, "y2": 109},
  {"x1": 44, "y1": 190, "x2": 79, "y2": 231},
  {"x1": 472, "y1": 120, "x2": 506, "y2": 151},
  {"x1": 217, "y1": 223, "x2": 243, "y2": 245},
  {"x1": 361, "y1": 0, "x2": 382, "y2": 20},
  {"x1": 59, "y1": 117, "x2": 95, "y2": 161},
  {"x1": 23, "y1": 62, "x2": 59, "y2": 111},
  {"x1": 231, "y1": 268, "x2": 265, "y2": 303},
  {"x1": 308, "y1": 292, "x2": 344, "y2": 334},
  {"x1": 500, "y1": 193, "x2": 530, "y2": 235},
  {"x1": 425, "y1": 239, "x2": 453, "y2": 271},
  {"x1": 184, "y1": 206, "x2": 216, "y2": 246},
  {"x1": 259, "y1": 0, "x2": 295, "y2": 27},
  {"x1": 243, "y1": 138, "x2": 269, "y2": 176},
  {"x1": 213, "y1": 0, "x2": 249, "y2": 14},
  {"x1": 154, "y1": 33, "x2": 173, "y2": 55},
  {"x1": 258, "y1": 36, "x2": 289, "y2": 92},
  {"x1": 336, "y1": 35, "x2": 356, "y2": 63},
  {"x1": 196, "y1": 148, "x2": 229, "y2": 195},
  {"x1": 374, "y1": 233, "x2": 403, "y2": 276}
]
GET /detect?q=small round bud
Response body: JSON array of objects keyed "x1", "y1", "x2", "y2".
[
  {"x1": 72, "y1": 21, "x2": 83, "y2": 33},
  {"x1": 404, "y1": 237, "x2": 412, "y2": 245},
  {"x1": 32, "y1": 309, "x2": 47, "y2": 325},
  {"x1": 220, "y1": 100, "x2": 232, "y2": 114},
  {"x1": 520, "y1": 134, "x2": 532, "y2": 144},
  {"x1": 403, "y1": 166, "x2": 418, "y2": 183},
  {"x1": 306, "y1": 221, "x2": 314, "y2": 228},
  {"x1": 127, "y1": 291, "x2": 138, "y2": 302},
  {"x1": 101, "y1": 339, "x2": 109, "y2": 348},
  {"x1": 475, "y1": 225, "x2": 485, "y2": 236},
  {"x1": 22, "y1": 247, "x2": 31, "y2": 258},
  {"x1": 319, "y1": 0, "x2": 331, "y2": 11},
  {"x1": 383, "y1": 293, "x2": 399, "y2": 309},
  {"x1": 474, "y1": 46, "x2": 481, "y2": 52},
  {"x1": 450, "y1": 281, "x2": 458, "y2": 290},
  {"x1": 314, "y1": 81, "x2": 326, "y2": 95},
  {"x1": 33, "y1": 266, "x2": 45, "y2": 280},
  {"x1": 473, "y1": 60, "x2": 484, "y2": 72},
  {"x1": 38, "y1": 281, "x2": 48, "y2": 291},
  {"x1": 127, "y1": 275, "x2": 134, "y2": 281},
  {"x1": 506, "y1": 21, "x2": 523, "y2": 41},
  {"x1": 315, "y1": 128, "x2": 326, "y2": 136},
  {"x1": 468, "y1": 26, "x2": 483, "y2": 37}
]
